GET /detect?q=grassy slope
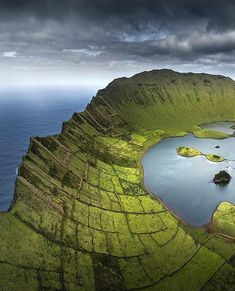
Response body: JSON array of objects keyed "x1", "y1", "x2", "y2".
[
  {"x1": 0, "y1": 69, "x2": 235, "y2": 290},
  {"x1": 97, "y1": 69, "x2": 235, "y2": 131}
]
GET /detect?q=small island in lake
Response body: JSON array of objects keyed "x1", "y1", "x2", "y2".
[
  {"x1": 213, "y1": 170, "x2": 231, "y2": 185},
  {"x1": 177, "y1": 146, "x2": 225, "y2": 162},
  {"x1": 177, "y1": 146, "x2": 201, "y2": 157},
  {"x1": 205, "y1": 154, "x2": 225, "y2": 162}
]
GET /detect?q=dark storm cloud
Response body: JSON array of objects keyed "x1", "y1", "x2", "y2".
[
  {"x1": 1, "y1": 0, "x2": 235, "y2": 85},
  {"x1": 0, "y1": 0, "x2": 234, "y2": 31}
]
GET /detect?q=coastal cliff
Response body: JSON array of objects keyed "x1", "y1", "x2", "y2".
[{"x1": 1, "y1": 69, "x2": 235, "y2": 290}]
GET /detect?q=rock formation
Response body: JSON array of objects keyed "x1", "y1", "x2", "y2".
[{"x1": 213, "y1": 170, "x2": 231, "y2": 185}]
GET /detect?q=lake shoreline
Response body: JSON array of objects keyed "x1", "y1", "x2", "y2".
[{"x1": 141, "y1": 120, "x2": 235, "y2": 228}]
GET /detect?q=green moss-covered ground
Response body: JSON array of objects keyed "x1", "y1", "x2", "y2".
[{"x1": 1, "y1": 69, "x2": 235, "y2": 290}]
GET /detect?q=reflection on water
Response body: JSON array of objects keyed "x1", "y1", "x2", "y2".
[{"x1": 142, "y1": 122, "x2": 235, "y2": 226}]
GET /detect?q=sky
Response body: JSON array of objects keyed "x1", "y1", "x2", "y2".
[{"x1": 1, "y1": 0, "x2": 235, "y2": 87}]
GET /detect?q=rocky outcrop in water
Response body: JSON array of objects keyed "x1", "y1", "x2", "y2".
[{"x1": 213, "y1": 170, "x2": 231, "y2": 185}]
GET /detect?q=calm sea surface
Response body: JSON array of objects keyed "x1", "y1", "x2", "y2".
[{"x1": 0, "y1": 86, "x2": 95, "y2": 211}]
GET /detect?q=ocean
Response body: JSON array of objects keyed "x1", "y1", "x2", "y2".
[{"x1": 0, "y1": 86, "x2": 96, "y2": 211}]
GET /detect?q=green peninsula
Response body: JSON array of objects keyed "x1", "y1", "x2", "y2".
[
  {"x1": 193, "y1": 129, "x2": 230, "y2": 139},
  {"x1": 1, "y1": 69, "x2": 235, "y2": 290}
]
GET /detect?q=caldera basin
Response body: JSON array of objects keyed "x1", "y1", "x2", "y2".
[{"x1": 142, "y1": 122, "x2": 235, "y2": 226}]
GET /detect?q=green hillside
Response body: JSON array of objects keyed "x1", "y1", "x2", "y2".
[
  {"x1": 1, "y1": 69, "x2": 235, "y2": 290},
  {"x1": 96, "y1": 69, "x2": 235, "y2": 130}
]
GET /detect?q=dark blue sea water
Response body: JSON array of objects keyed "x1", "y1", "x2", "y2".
[{"x1": 0, "y1": 86, "x2": 96, "y2": 211}]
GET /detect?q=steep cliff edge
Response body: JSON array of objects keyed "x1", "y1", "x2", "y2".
[{"x1": 0, "y1": 69, "x2": 235, "y2": 290}]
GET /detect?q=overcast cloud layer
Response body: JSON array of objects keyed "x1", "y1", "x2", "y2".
[{"x1": 1, "y1": 0, "x2": 235, "y2": 86}]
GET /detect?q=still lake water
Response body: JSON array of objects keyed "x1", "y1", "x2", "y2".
[
  {"x1": 0, "y1": 86, "x2": 95, "y2": 211},
  {"x1": 142, "y1": 122, "x2": 235, "y2": 226}
]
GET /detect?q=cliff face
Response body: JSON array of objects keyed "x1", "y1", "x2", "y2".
[
  {"x1": 97, "y1": 69, "x2": 235, "y2": 130},
  {"x1": 1, "y1": 69, "x2": 235, "y2": 290}
]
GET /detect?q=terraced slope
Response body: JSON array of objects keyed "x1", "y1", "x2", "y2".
[{"x1": 1, "y1": 69, "x2": 235, "y2": 290}]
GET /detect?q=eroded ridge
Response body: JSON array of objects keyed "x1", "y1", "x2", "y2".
[{"x1": 1, "y1": 70, "x2": 235, "y2": 290}]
